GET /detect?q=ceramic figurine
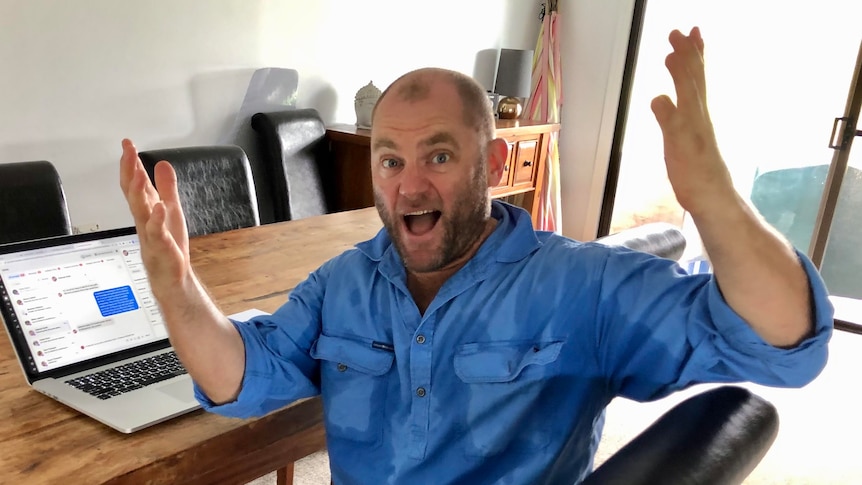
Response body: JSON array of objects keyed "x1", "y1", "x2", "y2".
[{"x1": 355, "y1": 81, "x2": 382, "y2": 129}]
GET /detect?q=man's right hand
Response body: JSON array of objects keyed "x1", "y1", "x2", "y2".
[
  {"x1": 119, "y1": 139, "x2": 191, "y2": 301},
  {"x1": 118, "y1": 138, "x2": 246, "y2": 403}
]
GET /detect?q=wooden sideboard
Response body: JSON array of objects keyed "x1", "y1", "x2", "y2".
[{"x1": 325, "y1": 119, "x2": 560, "y2": 228}]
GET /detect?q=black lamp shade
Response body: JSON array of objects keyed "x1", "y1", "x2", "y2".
[{"x1": 494, "y1": 49, "x2": 533, "y2": 98}]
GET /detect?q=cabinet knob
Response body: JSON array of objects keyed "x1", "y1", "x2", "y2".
[
  {"x1": 504, "y1": 165, "x2": 510, "y2": 171},
  {"x1": 523, "y1": 160, "x2": 533, "y2": 167}
]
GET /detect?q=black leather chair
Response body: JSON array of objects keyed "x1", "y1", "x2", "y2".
[
  {"x1": 137, "y1": 145, "x2": 260, "y2": 238},
  {"x1": 250, "y1": 109, "x2": 330, "y2": 224},
  {"x1": 0, "y1": 161, "x2": 73, "y2": 244},
  {"x1": 583, "y1": 386, "x2": 779, "y2": 485},
  {"x1": 597, "y1": 221, "x2": 687, "y2": 261}
]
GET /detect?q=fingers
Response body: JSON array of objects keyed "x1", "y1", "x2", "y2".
[
  {"x1": 119, "y1": 140, "x2": 190, "y2": 283},
  {"x1": 650, "y1": 95, "x2": 676, "y2": 130},
  {"x1": 664, "y1": 28, "x2": 707, "y2": 113},
  {"x1": 154, "y1": 161, "x2": 180, "y2": 207},
  {"x1": 687, "y1": 27, "x2": 707, "y2": 98},
  {"x1": 119, "y1": 138, "x2": 138, "y2": 196},
  {"x1": 120, "y1": 138, "x2": 160, "y2": 204},
  {"x1": 153, "y1": 160, "x2": 191, "y2": 250},
  {"x1": 144, "y1": 201, "x2": 186, "y2": 282},
  {"x1": 125, "y1": 166, "x2": 155, "y2": 238},
  {"x1": 147, "y1": 202, "x2": 175, "y2": 250},
  {"x1": 690, "y1": 26, "x2": 704, "y2": 55}
]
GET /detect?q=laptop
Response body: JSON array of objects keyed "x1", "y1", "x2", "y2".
[{"x1": 0, "y1": 227, "x2": 201, "y2": 433}]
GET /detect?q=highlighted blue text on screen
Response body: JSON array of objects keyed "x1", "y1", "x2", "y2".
[{"x1": 93, "y1": 286, "x2": 139, "y2": 317}]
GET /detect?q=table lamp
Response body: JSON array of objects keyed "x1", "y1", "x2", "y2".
[{"x1": 494, "y1": 48, "x2": 533, "y2": 119}]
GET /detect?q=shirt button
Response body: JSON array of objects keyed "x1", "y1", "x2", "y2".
[
  {"x1": 416, "y1": 335, "x2": 426, "y2": 344},
  {"x1": 337, "y1": 363, "x2": 347, "y2": 372},
  {"x1": 416, "y1": 387, "x2": 426, "y2": 397}
]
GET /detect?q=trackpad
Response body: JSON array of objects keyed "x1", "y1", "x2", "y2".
[{"x1": 157, "y1": 379, "x2": 196, "y2": 403}]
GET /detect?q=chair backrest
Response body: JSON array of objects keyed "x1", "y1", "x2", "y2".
[
  {"x1": 596, "y1": 222, "x2": 687, "y2": 261},
  {"x1": 0, "y1": 161, "x2": 73, "y2": 244},
  {"x1": 137, "y1": 145, "x2": 260, "y2": 238},
  {"x1": 251, "y1": 108, "x2": 330, "y2": 223},
  {"x1": 582, "y1": 386, "x2": 779, "y2": 485}
]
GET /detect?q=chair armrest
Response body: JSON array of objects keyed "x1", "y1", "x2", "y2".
[{"x1": 582, "y1": 386, "x2": 779, "y2": 485}]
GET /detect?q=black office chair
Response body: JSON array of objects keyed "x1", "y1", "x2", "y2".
[
  {"x1": 250, "y1": 109, "x2": 330, "y2": 223},
  {"x1": 596, "y1": 221, "x2": 687, "y2": 261},
  {"x1": 583, "y1": 386, "x2": 779, "y2": 485},
  {"x1": 137, "y1": 145, "x2": 260, "y2": 238},
  {"x1": 0, "y1": 160, "x2": 73, "y2": 244}
]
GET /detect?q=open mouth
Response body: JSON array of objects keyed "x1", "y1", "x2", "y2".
[{"x1": 403, "y1": 210, "x2": 442, "y2": 236}]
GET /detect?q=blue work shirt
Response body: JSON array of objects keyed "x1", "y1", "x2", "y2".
[{"x1": 196, "y1": 201, "x2": 833, "y2": 484}]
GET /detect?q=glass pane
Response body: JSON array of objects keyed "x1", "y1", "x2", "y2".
[
  {"x1": 609, "y1": 0, "x2": 862, "y2": 262},
  {"x1": 821, "y1": 142, "x2": 862, "y2": 298}
]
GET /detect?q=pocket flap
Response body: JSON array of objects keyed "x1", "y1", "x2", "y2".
[
  {"x1": 311, "y1": 334, "x2": 395, "y2": 376},
  {"x1": 455, "y1": 340, "x2": 563, "y2": 383}
]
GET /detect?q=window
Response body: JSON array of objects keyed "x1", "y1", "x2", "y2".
[{"x1": 602, "y1": 0, "x2": 862, "y2": 300}]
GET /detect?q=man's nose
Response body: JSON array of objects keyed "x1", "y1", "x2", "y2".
[{"x1": 398, "y1": 161, "x2": 431, "y2": 199}]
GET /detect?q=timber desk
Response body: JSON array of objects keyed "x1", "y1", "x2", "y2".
[
  {"x1": 0, "y1": 207, "x2": 382, "y2": 485},
  {"x1": 325, "y1": 119, "x2": 561, "y2": 228}
]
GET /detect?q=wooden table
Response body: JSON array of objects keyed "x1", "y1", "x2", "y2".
[{"x1": 0, "y1": 208, "x2": 383, "y2": 485}]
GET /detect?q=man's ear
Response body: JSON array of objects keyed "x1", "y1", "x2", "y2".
[{"x1": 485, "y1": 138, "x2": 509, "y2": 187}]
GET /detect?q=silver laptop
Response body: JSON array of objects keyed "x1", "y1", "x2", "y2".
[{"x1": 0, "y1": 227, "x2": 200, "y2": 433}]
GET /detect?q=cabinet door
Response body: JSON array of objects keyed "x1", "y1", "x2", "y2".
[
  {"x1": 491, "y1": 141, "x2": 516, "y2": 196},
  {"x1": 512, "y1": 138, "x2": 538, "y2": 188}
]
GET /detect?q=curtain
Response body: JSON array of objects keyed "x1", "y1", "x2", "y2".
[{"x1": 522, "y1": 0, "x2": 562, "y2": 232}]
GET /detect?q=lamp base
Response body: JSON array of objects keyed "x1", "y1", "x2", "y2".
[{"x1": 497, "y1": 96, "x2": 522, "y2": 119}]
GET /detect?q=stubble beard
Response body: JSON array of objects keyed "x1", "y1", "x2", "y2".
[{"x1": 374, "y1": 163, "x2": 491, "y2": 274}]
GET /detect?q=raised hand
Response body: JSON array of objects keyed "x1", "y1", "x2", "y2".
[
  {"x1": 119, "y1": 140, "x2": 246, "y2": 401},
  {"x1": 119, "y1": 139, "x2": 191, "y2": 298},
  {"x1": 649, "y1": 28, "x2": 817, "y2": 347},
  {"x1": 650, "y1": 27, "x2": 735, "y2": 217}
]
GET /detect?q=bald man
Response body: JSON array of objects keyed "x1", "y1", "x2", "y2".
[{"x1": 119, "y1": 27, "x2": 832, "y2": 483}]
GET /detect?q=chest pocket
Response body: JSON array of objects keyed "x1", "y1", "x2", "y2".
[
  {"x1": 454, "y1": 339, "x2": 563, "y2": 457},
  {"x1": 311, "y1": 334, "x2": 394, "y2": 445}
]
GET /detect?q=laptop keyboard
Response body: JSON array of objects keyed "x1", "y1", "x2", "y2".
[{"x1": 65, "y1": 351, "x2": 188, "y2": 400}]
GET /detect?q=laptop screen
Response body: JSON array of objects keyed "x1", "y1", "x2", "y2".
[{"x1": 0, "y1": 228, "x2": 169, "y2": 380}]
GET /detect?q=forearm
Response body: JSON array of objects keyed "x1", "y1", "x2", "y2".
[
  {"x1": 154, "y1": 270, "x2": 246, "y2": 404},
  {"x1": 691, "y1": 193, "x2": 813, "y2": 347}
]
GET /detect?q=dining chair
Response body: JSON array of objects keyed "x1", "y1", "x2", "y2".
[
  {"x1": 137, "y1": 145, "x2": 260, "y2": 238},
  {"x1": 250, "y1": 108, "x2": 330, "y2": 223},
  {"x1": 0, "y1": 160, "x2": 73, "y2": 244}
]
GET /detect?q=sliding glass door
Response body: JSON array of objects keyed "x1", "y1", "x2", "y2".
[
  {"x1": 602, "y1": 0, "x2": 862, "y2": 299},
  {"x1": 810, "y1": 38, "x2": 862, "y2": 301}
]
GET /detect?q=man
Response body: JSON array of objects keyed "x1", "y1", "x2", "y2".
[{"x1": 119, "y1": 27, "x2": 832, "y2": 483}]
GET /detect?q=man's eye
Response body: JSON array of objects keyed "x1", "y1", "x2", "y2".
[
  {"x1": 432, "y1": 153, "x2": 450, "y2": 164},
  {"x1": 382, "y1": 159, "x2": 399, "y2": 169}
]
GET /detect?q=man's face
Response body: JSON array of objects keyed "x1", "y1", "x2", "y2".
[{"x1": 370, "y1": 81, "x2": 495, "y2": 274}]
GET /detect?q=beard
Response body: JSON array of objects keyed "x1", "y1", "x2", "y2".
[{"x1": 374, "y1": 161, "x2": 491, "y2": 274}]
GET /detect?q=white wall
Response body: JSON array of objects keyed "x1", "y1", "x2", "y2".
[
  {"x1": 0, "y1": 0, "x2": 543, "y2": 231},
  {"x1": 557, "y1": 0, "x2": 636, "y2": 240}
]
